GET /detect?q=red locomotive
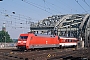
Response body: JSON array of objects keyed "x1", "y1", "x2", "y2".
[{"x1": 16, "y1": 33, "x2": 78, "y2": 50}]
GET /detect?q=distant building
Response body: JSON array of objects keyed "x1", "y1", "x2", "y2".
[{"x1": 2, "y1": 23, "x2": 6, "y2": 32}]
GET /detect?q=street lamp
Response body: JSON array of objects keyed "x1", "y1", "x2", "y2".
[{"x1": 4, "y1": 36, "x2": 6, "y2": 47}]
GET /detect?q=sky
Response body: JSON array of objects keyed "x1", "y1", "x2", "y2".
[{"x1": 0, "y1": 0, "x2": 90, "y2": 39}]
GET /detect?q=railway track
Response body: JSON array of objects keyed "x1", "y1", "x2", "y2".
[
  {"x1": 48, "y1": 48, "x2": 90, "y2": 60},
  {"x1": 0, "y1": 48, "x2": 90, "y2": 60}
]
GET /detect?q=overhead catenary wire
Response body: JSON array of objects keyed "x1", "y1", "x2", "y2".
[
  {"x1": 43, "y1": 0, "x2": 46, "y2": 12},
  {"x1": 0, "y1": 7, "x2": 39, "y2": 22},
  {"x1": 57, "y1": 0, "x2": 79, "y2": 14},
  {"x1": 82, "y1": 0, "x2": 90, "y2": 9},
  {"x1": 22, "y1": 0, "x2": 53, "y2": 14},
  {"x1": 42, "y1": 0, "x2": 61, "y2": 14},
  {"x1": 0, "y1": 0, "x2": 90, "y2": 29},
  {"x1": 0, "y1": 9, "x2": 32, "y2": 29},
  {"x1": 0, "y1": 11, "x2": 47, "y2": 29},
  {"x1": 0, "y1": 8, "x2": 33, "y2": 21},
  {"x1": 0, "y1": 9, "x2": 32, "y2": 21},
  {"x1": 0, "y1": 12, "x2": 31, "y2": 25},
  {"x1": 75, "y1": 0, "x2": 88, "y2": 13},
  {"x1": 42, "y1": 0, "x2": 62, "y2": 14}
]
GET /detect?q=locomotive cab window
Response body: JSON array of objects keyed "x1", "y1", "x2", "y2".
[{"x1": 20, "y1": 36, "x2": 28, "y2": 39}]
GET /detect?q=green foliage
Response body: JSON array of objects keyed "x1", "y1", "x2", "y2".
[
  {"x1": 12, "y1": 39, "x2": 18, "y2": 43},
  {"x1": 0, "y1": 30, "x2": 13, "y2": 43}
]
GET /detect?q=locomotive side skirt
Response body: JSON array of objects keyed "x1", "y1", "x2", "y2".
[
  {"x1": 59, "y1": 43, "x2": 77, "y2": 47},
  {"x1": 29, "y1": 44, "x2": 59, "y2": 49}
]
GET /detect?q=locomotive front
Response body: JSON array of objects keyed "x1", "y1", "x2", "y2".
[{"x1": 16, "y1": 34, "x2": 28, "y2": 50}]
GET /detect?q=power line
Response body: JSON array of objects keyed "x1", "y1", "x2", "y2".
[
  {"x1": 57, "y1": 0, "x2": 80, "y2": 14},
  {"x1": 82, "y1": 0, "x2": 90, "y2": 9},
  {"x1": 0, "y1": 9, "x2": 32, "y2": 21},
  {"x1": 42, "y1": 0, "x2": 59, "y2": 13},
  {"x1": 0, "y1": 9, "x2": 32, "y2": 30},
  {"x1": 43, "y1": 0, "x2": 62, "y2": 14},
  {"x1": 75, "y1": 0, "x2": 88, "y2": 13},
  {"x1": 22, "y1": 0, "x2": 53, "y2": 14}
]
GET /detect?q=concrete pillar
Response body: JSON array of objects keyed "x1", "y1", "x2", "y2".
[{"x1": 77, "y1": 40, "x2": 84, "y2": 49}]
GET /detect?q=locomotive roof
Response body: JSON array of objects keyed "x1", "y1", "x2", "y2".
[
  {"x1": 34, "y1": 33, "x2": 56, "y2": 37},
  {"x1": 59, "y1": 36, "x2": 76, "y2": 38},
  {"x1": 20, "y1": 33, "x2": 56, "y2": 37},
  {"x1": 59, "y1": 36, "x2": 78, "y2": 40}
]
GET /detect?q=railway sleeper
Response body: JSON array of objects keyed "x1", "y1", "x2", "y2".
[
  {"x1": 10, "y1": 55, "x2": 29, "y2": 60},
  {"x1": 3, "y1": 54, "x2": 28, "y2": 60},
  {"x1": 47, "y1": 55, "x2": 89, "y2": 60},
  {"x1": 4, "y1": 55, "x2": 21, "y2": 60}
]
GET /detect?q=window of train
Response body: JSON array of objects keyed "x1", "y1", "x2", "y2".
[
  {"x1": 62, "y1": 39, "x2": 65, "y2": 42},
  {"x1": 68, "y1": 39, "x2": 70, "y2": 42},
  {"x1": 63, "y1": 39, "x2": 65, "y2": 42},
  {"x1": 66, "y1": 39, "x2": 72, "y2": 42},
  {"x1": 20, "y1": 36, "x2": 28, "y2": 39},
  {"x1": 65, "y1": 39, "x2": 69, "y2": 42},
  {"x1": 69, "y1": 40, "x2": 72, "y2": 42}
]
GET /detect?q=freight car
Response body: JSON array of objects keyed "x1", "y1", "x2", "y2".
[{"x1": 16, "y1": 33, "x2": 78, "y2": 50}]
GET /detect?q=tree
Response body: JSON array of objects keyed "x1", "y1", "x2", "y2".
[{"x1": 0, "y1": 30, "x2": 13, "y2": 43}]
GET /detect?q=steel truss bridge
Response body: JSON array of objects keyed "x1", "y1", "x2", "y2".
[{"x1": 30, "y1": 14, "x2": 90, "y2": 47}]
